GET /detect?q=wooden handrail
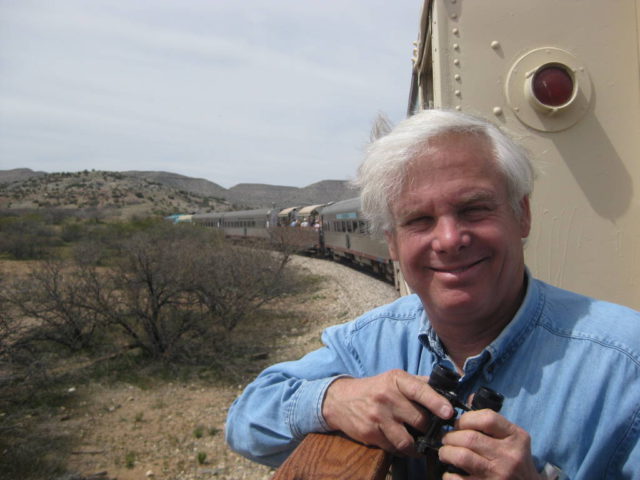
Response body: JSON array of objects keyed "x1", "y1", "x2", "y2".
[{"x1": 271, "y1": 433, "x2": 392, "y2": 480}]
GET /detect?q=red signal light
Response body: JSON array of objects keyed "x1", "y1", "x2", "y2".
[{"x1": 531, "y1": 65, "x2": 574, "y2": 107}]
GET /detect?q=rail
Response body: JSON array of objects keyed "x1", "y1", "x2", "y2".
[{"x1": 271, "y1": 433, "x2": 392, "y2": 480}]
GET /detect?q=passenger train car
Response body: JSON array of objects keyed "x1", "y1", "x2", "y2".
[
  {"x1": 320, "y1": 198, "x2": 394, "y2": 281},
  {"x1": 187, "y1": 197, "x2": 397, "y2": 285},
  {"x1": 192, "y1": 209, "x2": 274, "y2": 240}
]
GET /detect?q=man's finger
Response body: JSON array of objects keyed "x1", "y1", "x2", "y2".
[
  {"x1": 455, "y1": 409, "x2": 515, "y2": 438},
  {"x1": 395, "y1": 373, "x2": 454, "y2": 419}
]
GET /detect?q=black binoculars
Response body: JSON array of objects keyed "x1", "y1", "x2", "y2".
[{"x1": 414, "y1": 364, "x2": 504, "y2": 475}]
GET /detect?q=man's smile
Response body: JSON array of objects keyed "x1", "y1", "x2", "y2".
[{"x1": 429, "y1": 257, "x2": 488, "y2": 275}]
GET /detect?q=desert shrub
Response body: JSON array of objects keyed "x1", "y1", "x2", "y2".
[
  {"x1": 2, "y1": 221, "x2": 299, "y2": 361},
  {"x1": 192, "y1": 243, "x2": 296, "y2": 331},
  {"x1": 101, "y1": 222, "x2": 296, "y2": 357},
  {"x1": 5, "y1": 260, "x2": 107, "y2": 353},
  {"x1": 0, "y1": 215, "x2": 59, "y2": 259}
]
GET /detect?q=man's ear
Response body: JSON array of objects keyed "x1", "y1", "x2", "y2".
[
  {"x1": 384, "y1": 230, "x2": 399, "y2": 261},
  {"x1": 519, "y1": 196, "x2": 532, "y2": 238}
]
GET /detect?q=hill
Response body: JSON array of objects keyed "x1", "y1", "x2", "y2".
[
  {"x1": 123, "y1": 170, "x2": 228, "y2": 199},
  {"x1": 226, "y1": 180, "x2": 358, "y2": 208},
  {"x1": 0, "y1": 169, "x2": 358, "y2": 217},
  {"x1": 0, "y1": 168, "x2": 47, "y2": 183},
  {"x1": 0, "y1": 169, "x2": 230, "y2": 219}
]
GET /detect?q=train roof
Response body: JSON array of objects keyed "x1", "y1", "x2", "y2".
[
  {"x1": 192, "y1": 208, "x2": 271, "y2": 220},
  {"x1": 319, "y1": 197, "x2": 360, "y2": 216},
  {"x1": 298, "y1": 203, "x2": 329, "y2": 215},
  {"x1": 278, "y1": 206, "x2": 300, "y2": 216}
]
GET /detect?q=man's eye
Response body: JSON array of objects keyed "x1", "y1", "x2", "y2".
[
  {"x1": 462, "y1": 206, "x2": 490, "y2": 218},
  {"x1": 406, "y1": 216, "x2": 433, "y2": 226}
]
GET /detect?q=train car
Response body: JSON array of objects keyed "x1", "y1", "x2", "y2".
[
  {"x1": 320, "y1": 197, "x2": 394, "y2": 281},
  {"x1": 289, "y1": 204, "x2": 327, "y2": 251},
  {"x1": 408, "y1": 0, "x2": 640, "y2": 310},
  {"x1": 165, "y1": 213, "x2": 193, "y2": 224},
  {"x1": 191, "y1": 208, "x2": 274, "y2": 240}
]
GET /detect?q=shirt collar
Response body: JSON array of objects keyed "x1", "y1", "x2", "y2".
[{"x1": 418, "y1": 269, "x2": 542, "y2": 378}]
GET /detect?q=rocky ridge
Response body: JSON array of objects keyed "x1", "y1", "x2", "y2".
[{"x1": 0, "y1": 169, "x2": 358, "y2": 215}]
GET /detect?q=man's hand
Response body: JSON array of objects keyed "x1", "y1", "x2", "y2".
[
  {"x1": 439, "y1": 409, "x2": 543, "y2": 480},
  {"x1": 321, "y1": 369, "x2": 454, "y2": 456}
]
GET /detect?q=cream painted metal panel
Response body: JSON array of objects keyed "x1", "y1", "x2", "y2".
[{"x1": 413, "y1": 0, "x2": 640, "y2": 309}]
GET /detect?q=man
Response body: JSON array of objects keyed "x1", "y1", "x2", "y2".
[{"x1": 226, "y1": 110, "x2": 640, "y2": 478}]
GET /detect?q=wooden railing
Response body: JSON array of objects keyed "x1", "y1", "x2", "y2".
[{"x1": 271, "y1": 433, "x2": 392, "y2": 480}]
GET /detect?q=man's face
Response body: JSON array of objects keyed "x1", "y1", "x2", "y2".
[{"x1": 385, "y1": 133, "x2": 531, "y2": 325}]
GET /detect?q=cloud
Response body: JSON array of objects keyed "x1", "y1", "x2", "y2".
[{"x1": 0, "y1": 0, "x2": 422, "y2": 187}]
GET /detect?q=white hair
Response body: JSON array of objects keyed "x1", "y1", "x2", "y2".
[{"x1": 355, "y1": 110, "x2": 535, "y2": 234}]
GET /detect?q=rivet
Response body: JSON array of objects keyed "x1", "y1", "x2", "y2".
[
  {"x1": 455, "y1": 105, "x2": 462, "y2": 111},
  {"x1": 454, "y1": 90, "x2": 461, "y2": 97},
  {"x1": 453, "y1": 59, "x2": 460, "y2": 66},
  {"x1": 490, "y1": 40, "x2": 500, "y2": 49},
  {"x1": 453, "y1": 43, "x2": 460, "y2": 51},
  {"x1": 452, "y1": 28, "x2": 459, "y2": 35},
  {"x1": 454, "y1": 74, "x2": 461, "y2": 81},
  {"x1": 493, "y1": 106, "x2": 503, "y2": 116}
]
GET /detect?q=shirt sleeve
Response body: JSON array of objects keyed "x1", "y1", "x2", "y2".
[{"x1": 224, "y1": 322, "x2": 363, "y2": 467}]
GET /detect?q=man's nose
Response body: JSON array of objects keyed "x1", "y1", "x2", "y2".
[{"x1": 431, "y1": 217, "x2": 470, "y2": 253}]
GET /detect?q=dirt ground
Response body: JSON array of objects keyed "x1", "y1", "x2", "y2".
[{"x1": 8, "y1": 256, "x2": 398, "y2": 480}]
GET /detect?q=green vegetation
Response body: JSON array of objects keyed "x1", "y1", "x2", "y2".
[{"x1": 125, "y1": 451, "x2": 136, "y2": 469}]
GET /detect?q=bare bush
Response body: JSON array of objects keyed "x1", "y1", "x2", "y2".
[
  {"x1": 99, "y1": 225, "x2": 216, "y2": 358},
  {"x1": 192, "y1": 244, "x2": 294, "y2": 331},
  {"x1": 5, "y1": 260, "x2": 107, "y2": 352},
  {"x1": 102, "y1": 224, "x2": 299, "y2": 356},
  {"x1": 3, "y1": 222, "x2": 300, "y2": 362}
]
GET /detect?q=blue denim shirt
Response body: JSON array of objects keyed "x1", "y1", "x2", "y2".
[{"x1": 226, "y1": 274, "x2": 640, "y2": 478}]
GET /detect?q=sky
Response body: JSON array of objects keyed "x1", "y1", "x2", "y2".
[{"x1": 0, "y1": 0, "x2": 423, "y2": 189}]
